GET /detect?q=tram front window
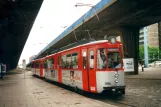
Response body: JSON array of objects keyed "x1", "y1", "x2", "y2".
[
  {"x1": 97, "y1": 48, "x2": 107, "y2": 69},
  {"x1": 108, "y1": 52, "x2": 121, "y2": 68}
]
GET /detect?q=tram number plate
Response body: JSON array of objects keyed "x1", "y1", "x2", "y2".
[{"x1": 90, "y1": 87, "x2": 95, "y2": 91}]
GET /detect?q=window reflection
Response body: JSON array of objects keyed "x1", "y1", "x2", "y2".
[
  {"x1": 45, "y1": 58, "x2": 54, "y2": 69},
  {"x1": 108, "y1": 52, "x2": 121, "y2": 68},
  {"x1": 97, "y1": 48, "x2": 107, "y2": 69},
  {"x1": 62, "y1": 53, "x2": 78, "y2": 69},
  {"x1": 89, "y1": 50, "x2": 94, "y2": 69}
]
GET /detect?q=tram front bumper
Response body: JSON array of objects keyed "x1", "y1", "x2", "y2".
[{"x1": 103, "y1": 86, "x2": 126, "y2": 94}]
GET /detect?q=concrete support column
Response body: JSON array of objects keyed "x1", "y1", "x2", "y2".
[
  {"x1": 120, "y1": 28, "x2": 139, "y2": 74},
  {"x1": 158, "y1": 22, "x2": 161, "y2": 50},
  {"x1": 143, "y1": 27, "x2": 149, "y2": 67}
]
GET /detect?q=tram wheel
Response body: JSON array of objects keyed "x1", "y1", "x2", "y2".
[
  {"x1": 77, "y1": 89, "x2": 84, "y2": 94},
  {"x1": 73, "y1": 86, "x2": 78, "y2": 92},
  {"x1": 73, "y1": 87, "x2": 84, "y2": 94}
]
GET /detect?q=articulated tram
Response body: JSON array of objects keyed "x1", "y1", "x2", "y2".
[{"x1": 31, "y1": 38, "x2": 125, "y2": 94}]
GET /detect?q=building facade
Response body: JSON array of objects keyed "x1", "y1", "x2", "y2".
[{"x1": 139, "y1": 23, "x2": 159, "y2": 47}]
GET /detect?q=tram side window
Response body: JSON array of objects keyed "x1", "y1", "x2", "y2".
[
  {"x1": 35, "y1": 63, "x2": 36, "y2": 68},
  {"x1": 38, "y1": 63, "x2": 40, "y2": 68},
  {"x1": 47, "y1": 60, "x2": 50, "y2": 68},
  {"x1": 35, "y1": 63, "x2": 39, "y2": 68},
  {"x1": 44, "y1": 60, "x2": 47, "y2": 69},
  {"x1": 89, "y1": 50, "x2": 94, "y2": 69},
  {"x1": 62, "y1": 55, "x2": 66, "y2": 68},
  {"x1": 66, "y1": 54, "x2": 72, "y2": 68},
  {"x1": 32, "y1": 63, "x2": 34, "y2": 68},
  {"x1": 97, "y1": 48, "x2": 107, "y2": 69},
  {"x1": 83, "y1": 51, "x2": 87, "y2": 69},
  {"x1": 72, "y1": 53, "x2": 78, "y2": 69},
  {"x1": 51, "y1": 59, "x2": 54, "y2": 68},
  {"x1": 46, "y1": 59, "x2": 54, "y2": 69},
  {"x1": 39, "y1": 63, "x2": 41, "y2": 68}
]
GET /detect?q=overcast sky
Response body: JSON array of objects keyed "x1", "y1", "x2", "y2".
[{"x1": 18, "y1": 0, "x2": 101, "y2": 64}]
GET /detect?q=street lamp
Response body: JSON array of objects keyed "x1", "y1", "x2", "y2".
[
  {"x1": 75, "y1": 3, "x2": 100, "y2": 21},
  {"x1": 60, "y1": 26, "x2": 67, "y2": 28},
  {"x1": 75, "y1": 3, "x2": 93, "y2": 7},
  {"x1": 32, "y1": 43, "x2": 48, "y2": 45}
]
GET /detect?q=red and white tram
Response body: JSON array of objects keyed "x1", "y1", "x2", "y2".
[{"x1": 31, "y1": 38, "x2": 125, "y2": 94}]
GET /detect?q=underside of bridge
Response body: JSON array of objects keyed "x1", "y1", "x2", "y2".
[
  {"x1": 33, "y1": 0, "x2": 161, "y2": 74},
  {"x1": 0, "y1": 0, "x2": 43, "y2": 70}
]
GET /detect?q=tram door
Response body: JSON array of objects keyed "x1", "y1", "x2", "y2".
[
  {"x1": 82, "y1": 48, "x2": 89, "y2": 91},
  {"x1": 88, "y1": 48, "x2": 96, "y2": 92},
  {"x1": 82, "y1": 48, "x2": 96, "y2": 92}
]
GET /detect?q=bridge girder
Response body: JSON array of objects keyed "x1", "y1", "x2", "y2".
[{"x1": 0, "y1": 0, "x2": 43, "y2": 70}]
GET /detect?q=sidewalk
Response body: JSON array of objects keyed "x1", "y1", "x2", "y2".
[
  {"x1": 125, "y1": 67, "x2": 161, "y2": 80},
  {"x1": 0, "y1": 69, "x2": 117, "y2": 107}
]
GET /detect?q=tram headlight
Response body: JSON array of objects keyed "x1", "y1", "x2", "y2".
[
  {"x1": 114, "y1": 71, "x2": 119, "y2": 83},
  {"x1": 115, "y1": 80, "x2": 118, "y2": 83},
  {"x1": 115, "y1": 74, "x2": 119, "y2": 77},
  {"x1": 108, "y1": 36, "x2": 116, "y2": 44},
  {"x1": 114, "y1": 77, "x2": 118, "y2": 83},
  {"x1": 115, "y1": 77, "x2": 118, "y2": 80},
  {"x1": 114, "y1": 71, "x2": 119, "y2": 77}
]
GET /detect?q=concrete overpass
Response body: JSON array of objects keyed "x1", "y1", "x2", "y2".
[
  {"x1": 0, "y1": 0, "x2": 43, "y2": 70},
  {"x1": 30, "y1": 0, "x2": 161, "y2": 74}
]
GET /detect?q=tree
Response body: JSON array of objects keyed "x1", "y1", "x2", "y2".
[
  {"x1": 139, "y1": 46, "x2": 161, "y2": 63},
  {"x1": 148, "y1": 46, "x2": 159, "y2": 61},
  {"x1": 139, "y1": 46, "x2": 144, "y2": 61}
]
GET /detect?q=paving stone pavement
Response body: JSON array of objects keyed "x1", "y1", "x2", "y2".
[
  {"x1": 0, "y1": 70, "x2": 117, "y2": 107},
  {"x1": 125, "y1": 66, "x2": 161, "y2": 79}
]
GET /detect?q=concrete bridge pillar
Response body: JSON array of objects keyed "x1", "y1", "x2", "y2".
[{"x1": 120, "y1": 28, "x2": 139, "y2": 74}]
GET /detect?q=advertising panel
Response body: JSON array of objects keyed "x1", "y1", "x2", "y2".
[{"x1": 123, "y1": 58, "x2": 134, "y2": 72}]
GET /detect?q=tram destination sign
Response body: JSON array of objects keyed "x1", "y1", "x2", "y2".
[{"x1": 107, "y1": 48, "x2": 119, "y2": 51}]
